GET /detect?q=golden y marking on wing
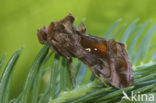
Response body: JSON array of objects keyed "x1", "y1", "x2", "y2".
[{"x1": 80, "y1": 37, "x2": 107, "y2": 53}]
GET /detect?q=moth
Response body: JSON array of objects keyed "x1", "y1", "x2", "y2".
[{"x1": 37, "y1": 14, "x2": 134, "y2": 89}]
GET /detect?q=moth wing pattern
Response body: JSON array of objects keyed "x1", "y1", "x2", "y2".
[{"x1": 37, "y1": 14, "x2": 134, "y2": 89}]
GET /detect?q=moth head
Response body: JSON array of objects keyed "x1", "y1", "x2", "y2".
[{"x1": 37, "y1": 27, "x2": 48, "y2": 44}]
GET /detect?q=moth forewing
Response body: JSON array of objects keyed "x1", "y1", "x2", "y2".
[{"x1": 37, "y1": 14, "x2": 134, "y2": 89}]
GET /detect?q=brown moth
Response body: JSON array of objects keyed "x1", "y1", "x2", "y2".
[{"x1": 37, "y1": 14, "x2": 134, "y2": 89}]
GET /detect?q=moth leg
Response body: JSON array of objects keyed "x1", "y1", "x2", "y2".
[
  {"x1": 89, "y1": 68, "x2": 109, "y2": 87},
  {"x1": 67, "y1": 58, "x2": 76, "y2": 88}
]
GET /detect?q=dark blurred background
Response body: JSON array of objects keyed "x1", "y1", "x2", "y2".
[{"x1": 0, "y1": 0, "x2": 156, "y2": 99}]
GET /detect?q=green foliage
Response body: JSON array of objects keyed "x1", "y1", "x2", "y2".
[
  {"x1": 21, "y1": 44, "x2": 49, "y2": 103},
  {"x1": 0, "y1": 19, "x2": 156, "y2": 103},
  {"x1": 0, "y1": 49, "x2": 22, "y2": 103}
]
